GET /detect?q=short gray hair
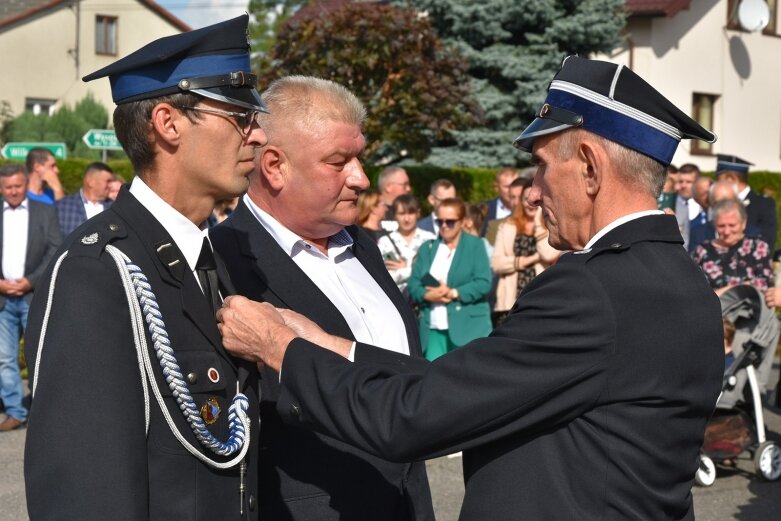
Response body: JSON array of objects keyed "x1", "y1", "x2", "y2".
[
  {"x1": 556, "y1": 129, "x2": 666, "y2": 197},
  {"x1": 711, "y1": 198, "x2": 747, "y2": 224},
  {"x1": 259, "y1": 76, "x2": 366, "y2": 143},
  {"x1": 378, "y1": 166, "x2": 407, "y2": 191},
  {"x1": 0, "y1": 162, "x2": 27, "y2": 179}
]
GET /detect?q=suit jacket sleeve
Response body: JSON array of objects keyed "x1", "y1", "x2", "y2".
[
  {"x1": 26, "y1": 204, "x2": 62, "y2": 288},
  {"x1": 25, "y1": 252, "x2": 149, "y2": 520},
  {"x1": 276, "y1": 261, "x2": 614, "y2": 462}
]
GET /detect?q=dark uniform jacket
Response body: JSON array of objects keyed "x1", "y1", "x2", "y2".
[
  {"x1": 24, "y1": 187, "x2": 260, "y2": 521},
  {"x1": 210, "y1": 200, "x2": 434, "y2": 521},
  {"x1": 745, "y1": 190, "x2": 777, "y2": 252},
  {"x1": 275, "y1": 214, "x2": 724, "y2": 520}
]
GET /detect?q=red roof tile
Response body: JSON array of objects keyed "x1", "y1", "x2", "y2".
[{"x1": 625, "y1": 0, "x2": 691, "y2": 17}]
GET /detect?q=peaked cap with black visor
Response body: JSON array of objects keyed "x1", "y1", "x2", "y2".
[
  {"x1": 716, "y1": 154, "x2": 753, "y2": 175},
  {"x1": 513, "y1": 56, "x2": 716, "y2": 166},
  {"x1": 82, "y1": 14, "x2": 267, "y2": 113}
]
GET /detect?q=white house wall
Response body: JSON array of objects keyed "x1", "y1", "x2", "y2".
[
  {"x1": 599, "y1": 0, "x2": 781, "y2": 172},
  {"x1": 0, "y1": 0, "x2": 183, "y2": 123}
]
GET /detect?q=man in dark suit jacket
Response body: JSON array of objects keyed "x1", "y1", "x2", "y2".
[
  {"x1": 219, "y1": 57, "x2": 725, "y2": 520},
  {"x1": 211, "y1": 76, "x2": 433, "y2": 521},
  {"x1": 24, "y1": 15, "x2": 264, "y2": 520},
  {"x1": 715, "y1": 154, "x2": 777, "y2": 251},
  {"x1": 55, "y1": 161, "x2": 114, "y2": 238},
  {"x1": 0, "y1": 164, "x2": 61, "y2": 431}
]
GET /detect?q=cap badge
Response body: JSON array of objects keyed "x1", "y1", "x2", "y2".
[
  {"x1": 207, "y1": 367, "x2": 220, "y2": 383},
  {"x1": 200, "y1": 397, "x2": 221, "y2": 425},
  {"x1": 81, "y1": 233, "x2": 99, "y2": 245}
]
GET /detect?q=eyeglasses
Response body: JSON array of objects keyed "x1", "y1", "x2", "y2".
[
  {"x1": 434, "y1": 218, "x2": 460, "y2": 229},
  {"x1": 179, "y1": 106, "x2": 262, "y2": 136}
]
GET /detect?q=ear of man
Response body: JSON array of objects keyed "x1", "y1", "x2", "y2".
[
  {"x1": 577, "y1": 136, "x2": 606, "y2": 198},
  {"x1": 150, "y1": 103, "x2": 184, "y2": 149},
  {"x1": 258, "y1": 145, "x2": 287, "y2": 191}
]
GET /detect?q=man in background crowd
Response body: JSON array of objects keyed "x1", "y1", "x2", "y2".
[
  {"x1": 688, "y1": 176, "x2": 713, "y2": 252},
  {"x1": 55, "y1": 162, "x2": 114, "y2": 237},
  {"x1": 418, "y1": 178, "x2": 456, "y2": 235},
  {"x1": 377, "y1": 166, "x2": 411, "y2": 229},
  {"x1": 715, "y1": 154, "x2": 777, "y2": 251},
  {"x1": 674, "y1": 163, "x2": 701, "y2": 250},
  {"x1": 0, "y1": 163, "x2": 61, "y2": 432},
  {"x1": 25, "y1": 148, "x2": 64, "y2": 204},
  {"x1": 480, "y1": 166, "x2": 518, "y2": 236}
]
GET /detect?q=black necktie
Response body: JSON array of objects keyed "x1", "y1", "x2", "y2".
[{"x1": 196, "y1": 237, "x2": 222, "y2": 316}]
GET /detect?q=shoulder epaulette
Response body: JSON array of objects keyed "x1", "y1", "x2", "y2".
[{"x1": 69, "y1": 221, "x2": 128, "y2": 259}]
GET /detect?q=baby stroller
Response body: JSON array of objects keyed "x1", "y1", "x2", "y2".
[{"x1": 695, "y1": 285, "x2": 781, "y2": 486}]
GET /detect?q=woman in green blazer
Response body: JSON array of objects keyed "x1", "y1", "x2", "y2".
[{"x1": 407, "y1": 198, "x2": 493, "y2": 360}]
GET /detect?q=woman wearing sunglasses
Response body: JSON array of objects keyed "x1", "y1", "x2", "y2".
[{"x1": 407, "y1": 197, "x2": 493, "y2": 361}]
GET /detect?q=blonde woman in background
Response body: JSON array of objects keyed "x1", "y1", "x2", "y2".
[{"x1": 356, "y1": 190, "x2": 386, "y2": 242}]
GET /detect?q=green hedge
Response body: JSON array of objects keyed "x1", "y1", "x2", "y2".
[{"x1": 367, "y1": 164, "x2": 497, "y2": 213}]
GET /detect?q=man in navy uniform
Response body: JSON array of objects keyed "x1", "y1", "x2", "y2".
[
  {"x1": 715, "y1": 154, "x2": 777, "y2": 251},
  {"x1": 24, "y1": 15, "x2": 265, "y2": 520},
  {"x1": 217, "y1": 56, "x2": 725, "y2": 520}
]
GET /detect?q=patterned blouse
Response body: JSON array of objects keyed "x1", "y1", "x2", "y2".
[
  {"x1": 692, "y1": 237, "x2": 774, "y2": 290},
  {"x1": 377, "y1": 228, "x2": 437, "y2": 292}
]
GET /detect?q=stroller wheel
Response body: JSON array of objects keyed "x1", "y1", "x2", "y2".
[
  {"x1": 695, "y1": 456, "x2": 717, "y2": 487},
  {"x1": 753, "y1": 441, "x2": 781, "y2": 481}
]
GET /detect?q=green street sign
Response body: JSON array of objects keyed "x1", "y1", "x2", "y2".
[
  {"x1": 0, "y1": 142, "x2": 67, "y2": 160},
  {"x1": 82, "y1": 129, "x2": 122, "y2": 150}
]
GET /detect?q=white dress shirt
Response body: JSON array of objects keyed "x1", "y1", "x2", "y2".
[
  {"x1": 495, "y1": 198, "x2": 512, "y2": 220},
  {"x1": 244, "y1": 194, "x2": 410, "y2": 356},
  {"x1": 81, "y1": 190, "x2": 106, "y2": 220},
  {"x1": 428, "y1": 242, "x2": 457, "y2": 330},
  {"x1": 129, "y1": 177, "x2": 209, "y2": 289},
  {"x1": 2, "y1": 199, "x2": 29, "y2": 281}
]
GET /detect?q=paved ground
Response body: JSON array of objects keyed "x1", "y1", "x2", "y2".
[{"x1": 3, "y1": 365, "x2": 780, "y2": 520}]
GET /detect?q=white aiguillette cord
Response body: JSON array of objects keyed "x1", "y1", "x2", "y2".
[{"x1": 33, "y1": 246, "x2": 250, "y2": 470}]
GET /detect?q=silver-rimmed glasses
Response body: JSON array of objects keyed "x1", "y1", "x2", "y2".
[{"x1": 179, "y1": 106, "x2": 262, "y2": 136}]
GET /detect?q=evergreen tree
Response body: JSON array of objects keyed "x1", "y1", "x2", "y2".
[{"x1": 392, "y1": 0, "x2": 626, "y2": 167}]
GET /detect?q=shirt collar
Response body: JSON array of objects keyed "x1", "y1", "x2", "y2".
[
  {"x1": 3, "y1": 198, "x2": 28, "y2": 211},
  {"x1": 243, "y1": 193, "x2": 353, "y2": 257},
  {"x1": 584, "y1": 210, "x2": 663, "y2": 250},
  {"x1": 738, "y1": 186, "x2": 750, "y2": 200},
  {"x1": 129, "y1": 177, "x2": 207, "y2": 271}
]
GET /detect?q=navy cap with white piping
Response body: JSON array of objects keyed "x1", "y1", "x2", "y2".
[
  {"x1": 716, "y1": 154, "x2": 753, "y2": 175},
  {"x1": 82, "y1": 14, "x2": 267, "y2": 113},
  {"x1": 513, "y1": 56, "x2": 716, "y2": 166}
]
